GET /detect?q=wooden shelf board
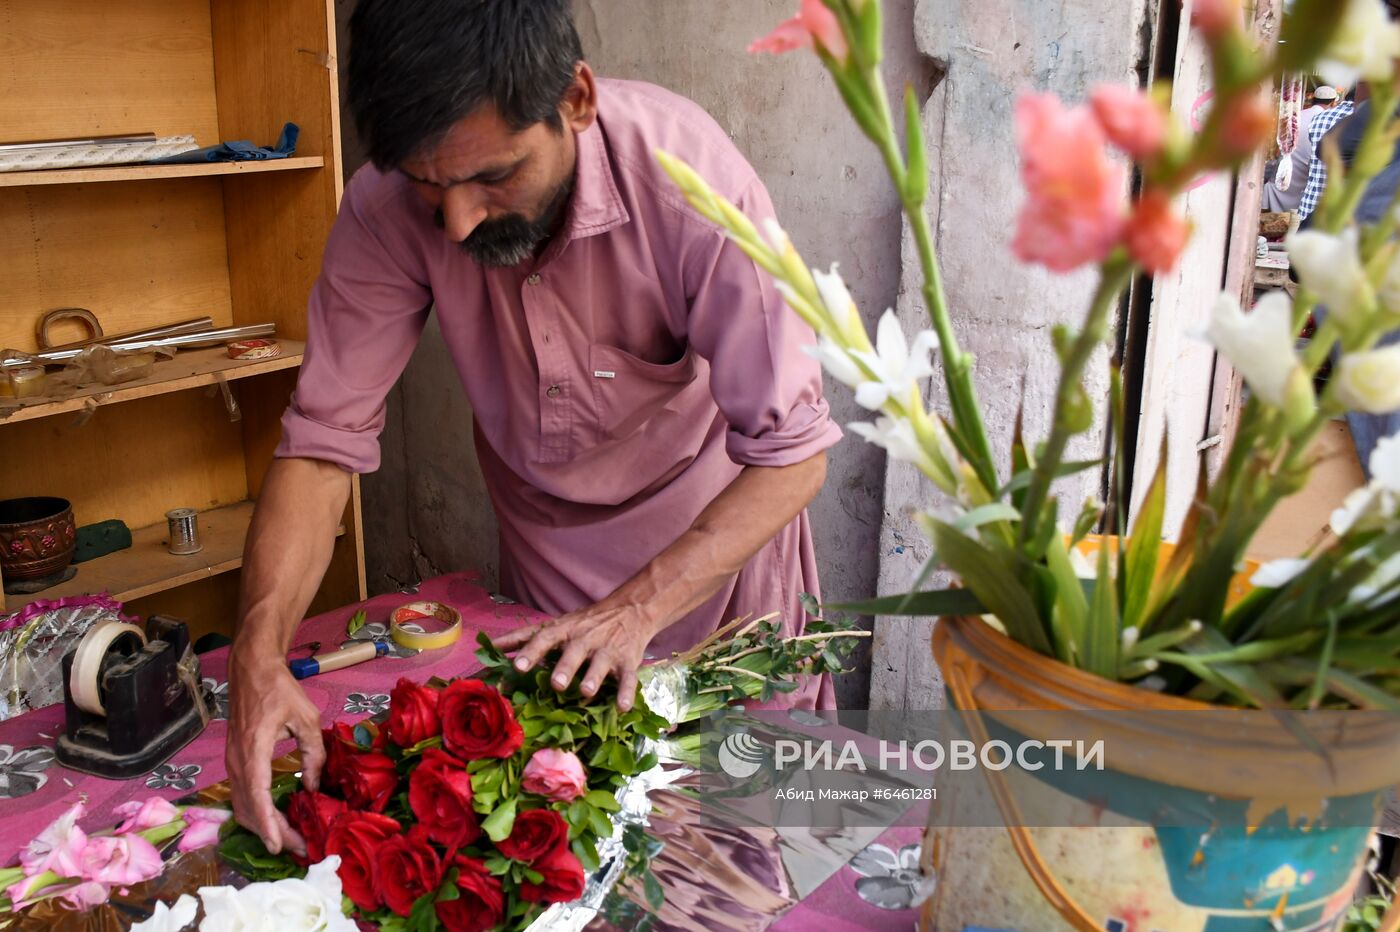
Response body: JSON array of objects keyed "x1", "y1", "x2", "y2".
[
  {"x1": 0, "y1": 156, "x2": 325, "y2": 189},
  {"x1": 7, "y1": 500, "x2": 344, "y2": 607},
  {"x1": 0, "y1": 341, "x2": 305, "y2": 424}
]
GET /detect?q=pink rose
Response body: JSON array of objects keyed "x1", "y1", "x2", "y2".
[
  {"x1": 521, "y1": 748, "x2": 587, "y2": 802},
  {"x1": 176, "y1": 806, "x2": 232, "y2": 854},
  {"x1": 1012, "y1": 93, "x2": 1126, "y2": 273},
  {"x1": 113, "y1": 798, "x2": 180, "y2": 835},
  {"x1": 749, "y1": 0, "x2": 848, "y2": 62},
  {"x1": 1090, "y1": 85, "x2": 1168, "y2": 161},
  {"x1": 78, "y1": 835, "x2": 163, "y2": 887},
  {"x1": 1125, "y1": 190, "x2": 1189, "y2": 275},
  {"x1": 20, "y1": 800, "x2": 89, "y2": 879}
]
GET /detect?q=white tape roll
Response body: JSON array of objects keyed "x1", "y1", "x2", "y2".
[{"x1": 70, "y1": 621, "x2": 146, "y2": 717}]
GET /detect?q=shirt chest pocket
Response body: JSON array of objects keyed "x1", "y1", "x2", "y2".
[{"x1": 588, "y1": 343, "x2": 700, "y2": 442}]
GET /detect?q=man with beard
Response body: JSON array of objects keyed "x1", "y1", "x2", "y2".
[{"x1": 227, "y1": 0, "x2": 841, "y2": 856}]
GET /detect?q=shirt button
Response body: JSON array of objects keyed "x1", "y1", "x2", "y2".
[
  {"x1": 527, "y1": 273, "x2": 541, "y2": 286},
  {"x1": 546, "y1": 385, "x2": 561, "y2": 398}
]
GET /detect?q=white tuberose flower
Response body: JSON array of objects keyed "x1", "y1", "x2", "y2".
[
  {"x1": 803, "y1": 335, "x2": 866, "y2": 388},
  {"x1": 811, "y1": 263, "x2": 864, "y2": 343},
  {"x1": 1250, "y1": 558, "x2": 1311, "y2": 589},
  {"x1": 1336, "y1": 345, "x2": 1400, "y2": 414},
  {"x1": 198, "y1": 856, "x2": 356, "y2": 932},
  {"x1": 131, "y1": 895, "x2": 198, "y2": 932},
  {"x1": 1318, "y1": 0, "x2": 1400, "y2": 87},
  {"x1": 1202, "y1": 292, "x2": 1313, "y2": 416},
  {"x1": 849, "y1": 310, "x2": 940, "y2": 411},
  {"x1": 1331, "y1": 432, "x2": 1400, "y2": 535},
  {"x1": 1286, "y1": 228, "x2": 1375, "y2": 328},
  {"x1": 849, "y1": 416, "x2": 924, "y2": 464}
]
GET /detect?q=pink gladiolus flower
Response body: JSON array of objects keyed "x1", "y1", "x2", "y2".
[
  {"x1": 521, "y1": 748, "x2": 588, "y2": 802},
  {"x1": 1219, "y1": 92, "x2": 1274, "y2": 157},
  {"x1": 113, "y1": 798, "x2": 181, "y2": 835},
  {"x1": 176, "y1": 806, "x2": 233, "y2": 854},
  {"x1": 1125, "y1": 191, "x2": 1190, "y2": 275},
  {"x1": 59, "y1": 881, "x2": 111, "y2": 911},
  {"x1": 1189, "y1": 0, "x2": 1241, "y2": 38},
  {"x1": 1090, "y1": 85, "x2": 1168, "y2": 160},
  {"x1": 78, "y1": 835, "x2": 163, "y2": 887},
  {"x1": 1012, "y1": 93, "x2": 1126, "y2": 272},
  {"x1": 749, "y1": 0, "x2": 848, "y2": 62},
  {"x1": 19, "y1": 800, "x2": 89, "y2": 880}
]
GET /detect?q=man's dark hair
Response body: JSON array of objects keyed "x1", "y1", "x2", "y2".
[{"x1": 348, "y1": 0, "x2": 583, "y2": 169}]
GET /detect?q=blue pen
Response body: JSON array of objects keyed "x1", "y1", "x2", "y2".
[{"x1": 288, "y1": 640, "x2": 389, "y2": 679}]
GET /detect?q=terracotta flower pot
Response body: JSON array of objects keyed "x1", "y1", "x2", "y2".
[{"x1": 0, "y1": 497, "x2": 77, "y2": 582}]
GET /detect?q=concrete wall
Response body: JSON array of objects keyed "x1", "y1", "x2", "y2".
[{"x1": 335, "y1": 0, "x2": 1155, "y2": 710}]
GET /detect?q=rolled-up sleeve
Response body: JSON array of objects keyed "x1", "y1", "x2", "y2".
[
  {"x1": 683, "y1": 179, "x2": 842, "y2": 468},
  {"x1": 276, "y1": 174, "x2": 432, "y2": 473}
]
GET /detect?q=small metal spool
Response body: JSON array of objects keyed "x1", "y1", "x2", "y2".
[{"x1": 165, "y1": 508, "x2": 202, "y2": 555}]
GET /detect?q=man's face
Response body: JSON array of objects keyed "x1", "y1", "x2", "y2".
[{"x1": 399, "y1": 106, "x2": 578, "y2": 267}]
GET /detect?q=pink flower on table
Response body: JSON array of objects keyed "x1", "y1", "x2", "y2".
[
  {"x1": 113, "y1": 798, "x2": 181, "y2": 835},
  {"x1": 521, "y1": 748, "x2": 588, "y2": 802},
  {"x1": 749, "y1": 0, "x2": 849, "y2": 62},
  {"x1": 59, "y1": 881, "x2": 111, "y2": 910},
  {"x1": 78, "y1": 834, "x2": 163, "y2": 887},
  {"x1": 1090, "y1": 85, "x2": 1168, "y2": 160},
  {"x1": 1189, "y1": 0, "x2": 1241, "y2": 39},
  {"x1": 1012, "y1": 93, "x2": 1126, "y2": 272},
  {"x1": 1125, "y1": 190, "x2": 1190, "y2": 275},
  {"x1": 19, "y1": 799, "x2": 89, "y2": 879},
  {"x1": 176, "y1": 806, "x2": 232, "y2": 853}
]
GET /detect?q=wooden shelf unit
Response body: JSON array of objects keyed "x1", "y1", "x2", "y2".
[
  {"x1": 0, "y1": 0, "x2": 366, "y2": 633},
  {"x1": 0, "y1": 156, "x2": 325, "y2": 189}
]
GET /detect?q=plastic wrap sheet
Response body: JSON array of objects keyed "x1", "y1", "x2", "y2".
[{"x1": 0, "y1": 595, "x2": 137, "y2": 722}]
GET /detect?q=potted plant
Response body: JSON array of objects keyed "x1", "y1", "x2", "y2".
[{"x1": 658, "y1": 0, "x2": 1400, "y2": 928}]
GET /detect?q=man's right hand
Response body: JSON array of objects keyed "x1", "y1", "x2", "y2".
[{"x1": 225, "y1": 650, "x2": 327, "y2": 857}]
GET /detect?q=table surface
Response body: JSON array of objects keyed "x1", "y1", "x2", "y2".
[{"x1": 0, "y1": 573, "x2": 924, "y2": 930}]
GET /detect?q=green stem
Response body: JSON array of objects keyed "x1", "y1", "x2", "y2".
[{"x1": 1019, "y1": 256, "x2": 1135, "y2": 550}]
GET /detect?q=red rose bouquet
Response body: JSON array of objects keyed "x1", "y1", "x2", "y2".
[{"x1": 221, "y1": 616, "x2": 865, "y2": 931}]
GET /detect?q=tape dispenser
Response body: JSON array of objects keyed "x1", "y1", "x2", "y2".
[{"x1": 55, "y1": 616, "x2": 213, "y2": 779}]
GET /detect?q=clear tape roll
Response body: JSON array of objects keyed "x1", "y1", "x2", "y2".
[
  {"x1": 389, "y1": 601, "x2": 462, "y2": 651},
  {"x1": 70, "y1": 621, "x2": 146, "y2": 717}
]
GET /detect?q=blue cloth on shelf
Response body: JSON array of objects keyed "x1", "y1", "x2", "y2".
[{"x1": 151, "y1": 122, "x2": 298, "y2": 163}]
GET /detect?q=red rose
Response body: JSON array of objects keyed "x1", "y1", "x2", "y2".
[
  {"x1": 374, "y1": 826, "x2": 444, "y2": 917},
  {"x1": 325, "y1": 811, "x2": 401, "y2": 912},
  {"x1": 439, "y1": 679, "x2": 523, "y2": 761},
  {"x1": 408, "y1": 748, "x2": 480, "y2": 850},
  {"x1": 323, "y1": 723, "x2": 399, "y2": 813},
  {"x1": 520, "y1": 844, "x2": 586, "y2": 904},
  {"x1": 387, "y1": 677, "x2": 441, "y2": 748},
  {"x1": 436, "y1": 855, "x2": 505, "y2": 932},
  {"x1": 496, "y1": 808, "x2": 569, "y2": 863},
  {"x1": 285, "y1": 790, "x2": 347, "y2": 866}
]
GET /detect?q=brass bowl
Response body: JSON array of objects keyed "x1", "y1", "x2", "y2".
[{"x1": 0, "y1": 497, "x2": 77, "y2": 582}]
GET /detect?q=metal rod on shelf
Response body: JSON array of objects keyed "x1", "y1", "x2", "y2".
[
  {"x1": 42, "y1": 317, "x2": 215, "y2": 353},
  {"x1": 2, "y1": 323, "x2": 277, "y2": 367}
]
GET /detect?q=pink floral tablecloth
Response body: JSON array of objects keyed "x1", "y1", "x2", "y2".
[{"x1": 0, "y1": 573, "x2": 923, "y2": 930}]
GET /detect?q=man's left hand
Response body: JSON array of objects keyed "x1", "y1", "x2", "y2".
[{"x1": 493, "y1": 603, "x2": 658, "y2": 711}]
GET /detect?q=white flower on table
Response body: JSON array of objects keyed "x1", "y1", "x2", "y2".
[
  {"x1": 1286, "y1": 229, "x2": 1376, "y2": 329},
  {"x1": 849, "y1": 310, "x2": 940, "y2": 411},
  {"x1": 849, "y1": 842, "x2": 933, "y2": 910},
  {"x1": 145, "y1": 763, "x2": 201, "y2": 791},
  {"x1": 1202, "y1": 292, "x2": 1315, "y2": 420},
  {"x1": 1317, "y1": 0, "x2": 1400, "y2": 87},
  {"x1": 132, "y1": 857, "x2": 357, "y2": 932},
  {"x1": 1335, "y1": 345, "x2": 1400, "y2": 414}
]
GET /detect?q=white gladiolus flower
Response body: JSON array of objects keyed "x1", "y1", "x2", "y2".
[
  {"x1": 1335, "y1": 345, "x2": 1400, "y2": 414},
  {"x1": 803, "y1": 335, "x2": 866, "y2": 388},
  {"x1": 1331, "y1": 433, "x2": 1400, "y2": 535},
  {"x1": 849, "y1": 310, "x2": 940, "y2": 411},
  {"x1": 1286, "y1": 228, "x2": 1375, "y2": 327},
  {"x1": 849, "y1": 416, "x2": 925, "y2": 464},
  {"x1": 1202, "y1": 292, "x2": 1313, "y2": 417},
  {"x1": 1318, "y1": 0, "x2": 1400, "y2": 87},
  {"x1": 131, "y1": 895, "x2": 198, "y2": 932},
  {"x1": 1250, "y1": 558, "x2": 1311, "y2": 589},
  {"x1": 198, "y1": 857, "x2": 356, "y2": 932}
]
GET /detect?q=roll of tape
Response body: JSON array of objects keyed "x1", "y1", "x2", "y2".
[
  {"x1": 227, "y1": 338, "x2": 281, "y2": 361},
  {"x1": 390, "y1": 601, "x2": 462, "y2": 651},
  {"x1": 70, "y1": 621, "x2": 147, "y2": 717}
]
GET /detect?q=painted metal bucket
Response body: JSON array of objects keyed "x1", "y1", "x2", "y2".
[{"x1": 919, "y1": 606, "x2": 1400, "y2": 932}]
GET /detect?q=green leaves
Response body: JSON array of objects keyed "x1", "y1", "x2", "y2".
[
  {"x1": 346, "y1": 609, "x2": 367, "y2": 638},
  {"x1": 928, "y1": 518, "x2": 1051, "y2": 655},
  {"x1": 481, "y1": 797, "x2": 517, "y2": 843},
  {"x1": 218, "y1": 832, "x2": 300, "y2": 882}
]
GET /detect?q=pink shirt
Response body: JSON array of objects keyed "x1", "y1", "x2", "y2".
[{"x1": 277, "y1": 79, "x2": 840, "y2": 707}]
